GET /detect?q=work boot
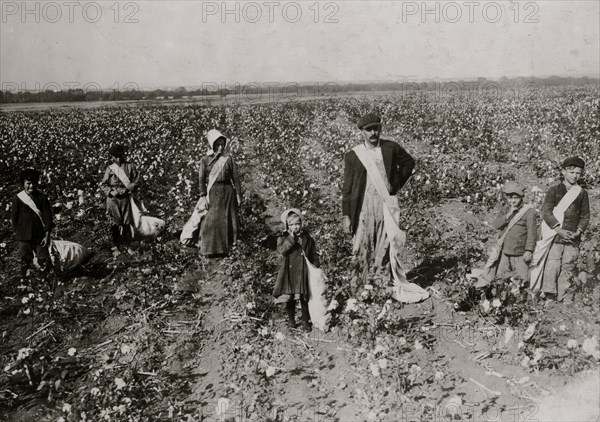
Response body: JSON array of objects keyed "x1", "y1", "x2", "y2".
[
  {"x1": 286, "y1": 300, "x2": 297, "y2": 328},
  {"x1": 20, "y1": 263, "x2": 29, "y2": 278},
  {"x1": 121, "y1": 224, "x2": 134, "y2": 244},
  {"x1": 111, "y1": 225, "x2": 121, "y2": 246}
]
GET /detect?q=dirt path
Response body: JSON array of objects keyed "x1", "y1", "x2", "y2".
[
  {"x1": 170, "y1": 256, "x2": 369, "y2": 421},
  {"x1": 230, "y1": 137, "x2": 366, "y2": 421}
]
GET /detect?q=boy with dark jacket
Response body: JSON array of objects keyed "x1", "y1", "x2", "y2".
[
  {"x1": 490, "y1": 181, "x2": 537, "y2": 281},
  {"x1": 537, "y1": 157, "x2": 590, "y2": 301},
  {"x1": 12, "y1": 169, "x2": 53, "y2": 277},
  {"x1": 476, "y1": 181, "x2": 536, "y2": 288}
]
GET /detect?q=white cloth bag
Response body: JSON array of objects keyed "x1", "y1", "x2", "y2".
[{"x1": 305, "y1": 256, "x2": 331, "y2": 331}]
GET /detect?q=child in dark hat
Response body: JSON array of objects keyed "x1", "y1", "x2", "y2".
[
  {"x1": 476, "y1": 181, "x2": 537, "y2": 287},
  {"x1": 12, "y1": 168, "x2": 53, "y2": 278},
  {"x1": 272, "y1": 208, "x2": 320, "y2": 331},
  {"x1": 532, "y1": 156, "x2": 589, "y2": 302},
  {"x1": 99, "y1": 144, "x2": 140, "y2": 251}
]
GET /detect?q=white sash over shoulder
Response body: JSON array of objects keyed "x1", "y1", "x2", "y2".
[
  {"x1": 109, "y1": 163, "x2": 164, "y2": 238},
  {"x1": 180, "y1": 155, "x2": 229, "y2": 245},
  {"x1": 206, "y1": 155, "x2": 229, "y2": 205},
  {"x1": 17, "y1": 190, "x2": 46, "y2": 229},
  {"x1": 109, "y1": 163, "x2": 131, "y2": 187},
  {"x1": 529, "y1": 184, "x2": 581, "y2": 291},
  {"x1": 353, "y1": 144, "x2": 429, "y2": 304},
  {"x1": 474, "y1": 204, "x2": 532, "y2": 286}
]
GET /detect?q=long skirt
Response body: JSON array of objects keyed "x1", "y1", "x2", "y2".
[{"x1": 199, "y1": 183, "x2": 239, "y2": 256}]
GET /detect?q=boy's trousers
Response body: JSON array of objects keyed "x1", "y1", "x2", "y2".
[
  {"x1": 497, "y1": 253, "x2": 529, "y2": 281},
  {"x1": 541, "y1": 243, "x2": 579, "y2": 298},
  {"x1": 19, "y1": 240, "x2": 50, "y2": 274}
]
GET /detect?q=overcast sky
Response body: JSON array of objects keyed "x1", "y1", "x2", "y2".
[{"x1": 1, "y1": 1, "x2": 599, "y2": 90}]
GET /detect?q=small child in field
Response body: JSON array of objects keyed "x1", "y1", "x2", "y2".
[
  {"x1": 272, "y1": 208, "x2": 320, "y2": 331},
  {"x1": 477, "y1": 181, "x2": 536, "y2": 287},
  {"x1": 11, "y1": 169, "x2": 53, "y2": 278},
  {"x1": 535, "y1": 157, "x2": 590, "y2": 301}
]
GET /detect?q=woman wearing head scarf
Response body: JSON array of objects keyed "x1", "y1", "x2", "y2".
[{"x1": 197, "y1": 129, "x2": 242, "y2": 256}]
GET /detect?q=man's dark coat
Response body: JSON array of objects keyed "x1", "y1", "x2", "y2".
[{"x1": 342, "y1": 139, "x2": 415, "y2": 234}]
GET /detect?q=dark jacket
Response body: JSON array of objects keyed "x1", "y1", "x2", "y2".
[
  {"x1": 12, "y1": 190, "x2": 53, "y2": 242},
  {"x1": 542, "y1": 183, "x2": 590, "y2": 244},
  {"x1": 342, "y1": 139, "x2": 415, "y2": 234},
  {"x1": 273, "y1": 229, "x2": 319, "y2": 298},
  {"x1": 491, "y1": 205, "x2": 537, "y2": 255}
]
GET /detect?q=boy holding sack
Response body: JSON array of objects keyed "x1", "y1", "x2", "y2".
[
  {"x1": 476, "y1": 181, "x2": 536, "y2": 287},
  {"x1": 530, "y1": 157, "x2": 590, "y2": 302}
]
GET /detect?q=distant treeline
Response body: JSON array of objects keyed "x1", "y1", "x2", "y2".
[{"x1": 1, "y1": 76, "x2": 598, "y2": 104}]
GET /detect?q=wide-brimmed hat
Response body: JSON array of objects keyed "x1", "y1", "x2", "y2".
[
  {"x1": 561, "y1": 156, "x2": 585, "y2": 169},
  {"x1": 280, "y1": 208, "x2": 303, "y2": 225},
  {"x1": 109, "y1": 144, "x2": 126, "y2": 157},
  {"x1": 206, "y1": 129, "x2": 227, "y2": 149},
  {"x1": 502, "y1": 181, "x2": 524, "y2": 196}
]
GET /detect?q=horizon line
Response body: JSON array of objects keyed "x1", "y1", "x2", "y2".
[{"x1": 2, "y1": 74, "x2": 599, "y2": 93}]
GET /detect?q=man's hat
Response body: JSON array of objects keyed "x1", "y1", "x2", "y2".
[
  {"x1": 502, "y1": 181, "x2": 524, "y2": 196},
  {"x1": 280, "y1": 208, "x2": 303, "y2": 225},
  {"x1": 109, "y1": 144, "x2": 126, "y2": 157},
  {"x1": 561, "y1": 156, "x2": 585, "y2": 169},
  {"x1": 357, "y1": 113, "x2": 381, "y2": 130}
]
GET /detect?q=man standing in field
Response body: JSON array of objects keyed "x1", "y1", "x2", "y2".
[{"x1": 342, "y1": 113, "x2": 428, "y2": 303}]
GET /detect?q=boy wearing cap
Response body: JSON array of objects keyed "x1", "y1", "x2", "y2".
[
  {"x1": 342, "y1": 112, "x2": 415, "y2": 293},
  {"x1": 100, "y1": 144, "x2": 140, "y2": 249},
  {"x1": 12, "y1": 169, "x2": 53, "y2": 278},
  {"x1": 272, "y1": 209, "x2": 320, "y2": 331},
  {"x1": 531, "y1": 157, "x2": 589, "y2": 301},
  {"x1": 484, "y1": 181, "x2": 536, "y2": 284}
]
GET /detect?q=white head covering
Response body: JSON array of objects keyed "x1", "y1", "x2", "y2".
[
  {"x1": 280, "y1": 208, "x2": 303, "y2": 226},
  {"x1": 206, "y1": 129, "x2": 227, "y2": 155}
]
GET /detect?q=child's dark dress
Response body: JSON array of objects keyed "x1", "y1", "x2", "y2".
[{"x1": 273, "y1": 229, "x2": 319, "y2": 299}]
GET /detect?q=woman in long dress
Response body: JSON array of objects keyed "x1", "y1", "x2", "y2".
[{"x1": 198, "y1": 129, "x2": 242, "y2": 256}]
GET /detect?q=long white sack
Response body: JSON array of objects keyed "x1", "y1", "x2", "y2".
[
  {"x1": 131, "y1": 197, "x2": 165, "y2": 239},
  {"x1": 34, "y1": 240, "x2": 90, "y2": 273},
  {"x1": 180, "y1": 198, "x2": 208, "y2": 246},
  {"x1": 306, "y1": 257, "x2": 331, "y2": 332}
]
